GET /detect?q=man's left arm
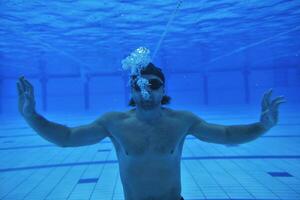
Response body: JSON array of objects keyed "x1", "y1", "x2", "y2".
[{"x1": 187, "y1": 89, "x2": 286, "y2": 145}]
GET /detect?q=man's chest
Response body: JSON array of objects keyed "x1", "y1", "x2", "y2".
[{"x1": 109, "y1": 117, "x2": 189, "y2": 156}]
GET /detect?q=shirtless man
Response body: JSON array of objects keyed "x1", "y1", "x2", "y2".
[{"x1": 17, "y1": 63, "x2": 286, "y2": 200}]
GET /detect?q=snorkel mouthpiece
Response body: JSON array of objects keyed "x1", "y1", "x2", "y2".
[{"x1": 121, "y1": 47, "x2": 152, "y2": 100}]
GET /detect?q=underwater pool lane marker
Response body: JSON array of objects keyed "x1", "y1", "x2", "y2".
[
  {"x1": 78, "y1": 178, "x2": 99, "y2": 184},
  {"x1": 1, "y1": 155, "x2": 300, "y2": 172},
  {"x1": 205, "y1": 25, "x2": 300, "y2": 67},
  {"x1": 268, "y1": 172, "x2": 293, "y2": 177},
  {"x1": 152, "y1": 0, "x2": 183, "y2": 61}
]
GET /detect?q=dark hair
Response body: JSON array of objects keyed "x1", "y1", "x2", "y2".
[{"x1": 128, "y1": 62, "x2": 171, "y2": 107}]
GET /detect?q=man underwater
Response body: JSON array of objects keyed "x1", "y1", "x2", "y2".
[{"x1": 17, "y1": 61, "x2": 285, "y2": 200}]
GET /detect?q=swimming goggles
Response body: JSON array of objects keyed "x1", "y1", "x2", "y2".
[{"x1": 132, "y1": 79, "x2": 164, "y2": 91}]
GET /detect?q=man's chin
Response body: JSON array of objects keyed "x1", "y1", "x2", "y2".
[
  {"x1": 142, "y1": 102, "x2": 153, "y2": 107},
  {"x1": 140, "y1": 101, "x2": 156, "y2": 108}
]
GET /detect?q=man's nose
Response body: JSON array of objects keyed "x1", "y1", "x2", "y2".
[{"x1": 145, "y1": 86, "x2": 153, "y2": 93}]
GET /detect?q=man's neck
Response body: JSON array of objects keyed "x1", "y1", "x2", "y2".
[{"x1": 135, "y1": 105, "x2": 163, "y2": 123}]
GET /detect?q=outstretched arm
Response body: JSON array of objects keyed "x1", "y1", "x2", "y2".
[
  {"x1": 24, "y1": 112, "x2": 110, "y2": 147},
  {"x1": 186, "y1": 89, "x2": 286, "y2": 145},
  {"x1": 17, "y1": 76, "x2": 111, "y2": 147}
]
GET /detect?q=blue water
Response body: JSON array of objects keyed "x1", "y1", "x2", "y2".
[{"x1": 0, "y1": 1, "x2": 300, "y2": 200}]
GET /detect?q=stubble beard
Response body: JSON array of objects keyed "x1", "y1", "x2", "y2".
[{"x1": 140, "y1": 99, "x2": 159, "y2": 110}]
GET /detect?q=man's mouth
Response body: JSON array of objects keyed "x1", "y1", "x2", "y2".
[{"x1": 142, "y1": 99, "x2": 153, "y2": 104}]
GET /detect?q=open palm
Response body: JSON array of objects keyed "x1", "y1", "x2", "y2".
[
  {"x1": 260, "y1": 89, "x2": 286, "y2": 130},
  {"x1": 16, "y1": 76, "x2": 36, "y2": 118}
]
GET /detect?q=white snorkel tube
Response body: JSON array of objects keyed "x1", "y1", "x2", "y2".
[{"x1": 121, "y1": 47, "x2": 152, "y2": 100}]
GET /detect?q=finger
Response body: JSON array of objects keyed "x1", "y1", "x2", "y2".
[
  {"x1": 272, "y1": 99, "x2": 286, "y2": 110},
  {"x1": 24, "y1": 80, "x2": 35, "y2": 98},
  {"x1": 24, "y1": 92, "x2": 30, "y2": 99},
  {"x1": 18, "y1": 77, "x2": 27, "y2": 92},
  {"x1": 271, "y1": 96, "x2": 286, "y2": 107},
  {"x1": 261, "y1": 91, "x2": 270, "y2": 111},
  {"x1": 267, "y1": 88, "x2": 273, "y2": 93},
  {"x1": 18, "y1": 75, "x2": 25, "y2": 80},
  {"x1": 262, "y1": 88, "x2": 273, "y2": 111},
  {"x1": 265, "y1": 88, "x2": 273, "y2": 104},
  {"x1": 19, "y1": 76, "x2": 28, "y2": 92},
  {"x1": 24, "y1": 92, "x2": 33, "y2": 101},
  {"x1": 16, "y1": 82, "x2": 24, "y2": 96},
  {"x1": 23, "y1": 79, "x2": 34, "y2": 93},
  {"x1": 261, "y1": 109, "x2": 270, "y2": 116},
  {"x1": 262, "y1": 98, "x2": 268, "y2": 111}
]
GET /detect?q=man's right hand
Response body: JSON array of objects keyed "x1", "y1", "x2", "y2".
[{"x1": 17, "y1": 76, "x2": 37, "y2": 118}]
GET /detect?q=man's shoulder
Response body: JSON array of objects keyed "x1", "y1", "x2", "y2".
[
  {"x1": 170, "y1": 109, "x2": 202, "y2": 122},
  {"x1": 102, "y1": 111, "x2": 129, "y2": 120},
  {"x1": 97, "y1": 108, "x2": 197, "y2": 120},
  {"x1": 168, "y1": 108, "x2": 193, "y2": 117},
  {"x1": 94, "y1": 111, "x2": 129, "y2": 124}
]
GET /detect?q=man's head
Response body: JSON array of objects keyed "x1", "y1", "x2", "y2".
[{"x1": 128, "y1": 63, "x2": 171, "y2": 108}]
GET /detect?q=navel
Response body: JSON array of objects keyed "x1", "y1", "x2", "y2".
[{"x1": 170, "y1": 149, "x2": 174, "y2": 154}]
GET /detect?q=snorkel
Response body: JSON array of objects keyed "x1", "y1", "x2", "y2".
[{"x1": 121, "y1": 47, "x2": 152, "y2": 100}]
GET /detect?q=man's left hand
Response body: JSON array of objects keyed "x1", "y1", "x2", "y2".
[{"x1": 260, "y1": 88, "x2": 286, "y2": 130}]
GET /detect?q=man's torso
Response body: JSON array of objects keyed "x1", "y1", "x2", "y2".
[{"x1": 103, "y1": 107, "x2": 192, "y2": 200}]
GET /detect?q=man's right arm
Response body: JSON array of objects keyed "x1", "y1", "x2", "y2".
[
  {"x1": 24, "y1": 111, "x2": 111, "y2": 147},
  {"x1": 17, "y1": 76, "x2": 112, "y2": 148}
]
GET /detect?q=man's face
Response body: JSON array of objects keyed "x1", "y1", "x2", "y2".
[{"x1": 131, "y1": 74, "x2": 165, "y2": 110}]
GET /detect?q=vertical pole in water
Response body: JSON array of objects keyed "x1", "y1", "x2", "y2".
[
  {"x1": 273, "y1": 62, "x2": 289, "y2": 88},
  {"x1": 0, "y1": 78, "x2": 2, "y2": 114},
  {"x1": 243, "y1": 68, "x2": 250, "y2": 104},
  {"x1": 38, "y1": 56, "x2": 48, "y2": 112},
  {"x1": 203, "y1": 73, "x2": 208, "y2": 105},
  {"x1": 122, "y1": 72, "x2": 130, "y2": 107},
  {"x1": 83, "y1": 76, "x2": 90, "y2": 111},
  {"x1": 199, "y1": 45, "x2": 210, "y2": 105},
  {"x1": 40, "y1": 78, "x2": 48, "y2": 112},
  {"x1": 242, "y1": 39, "x2": 251, "y2": 105}
]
